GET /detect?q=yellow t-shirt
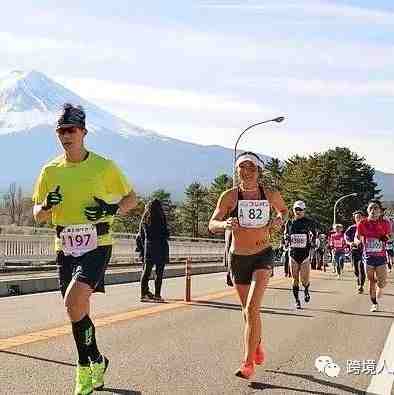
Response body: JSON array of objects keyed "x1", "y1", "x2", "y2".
[{"x1": 32, "y1": 151, "x2": 132, "y2": 250}]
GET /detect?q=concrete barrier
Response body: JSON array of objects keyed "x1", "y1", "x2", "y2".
[{"x1": 0, "y1": 263, "x2": 227, "y2": 297}]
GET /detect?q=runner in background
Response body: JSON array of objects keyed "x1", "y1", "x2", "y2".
[
  {"x1": 345, "y1": 211, "x2": 366, "y2": 293},
  {"x1": 328, "y1": 227, "x2": 336, "y2": 273},
  {"x1": 329, "y1": 224, "x2": 346, "y2": 279},
  {"x1": 284, "y1": 201, "x2": 317, "y2": 309},
  {"x1": 357, "y1": 200, "x2": 391, "y2": 312}
]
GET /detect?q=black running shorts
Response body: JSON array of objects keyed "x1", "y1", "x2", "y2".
[
  {"x1": 230, "y1": 247, "x2": 274, "y2": 285},
  {"x1": 57, "y1": 245, "x2": 112, "y2": 297},
  {"x1": 289, "y1": 248, "x2": 310, "y2": 264}
]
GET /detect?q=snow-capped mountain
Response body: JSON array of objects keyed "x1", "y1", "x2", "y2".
[
  {"x1": 0, "y1": 70, "x2": 254, "y2": 199},
  {"x1": 0, "y1": 70, "x2": 159, "y2": 139},
  {"x1": 0, "y1": 70, "x2": 393, "y2": 200}
]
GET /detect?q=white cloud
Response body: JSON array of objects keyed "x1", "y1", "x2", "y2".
[
  {"x1": 241, "y1": 127, "x2": 394, "y2": 173},
  {"x1": 198, "y1": 1, "x2": 394, "y2": 25},
  {"x1": 0, "y1": 31, "x2": 85, "y2": 53},
  {"x1": 236, "y1": 77, "x2": 394, "y2": 98},
  {"x1": 57, "y1": 76, "x2": 275, "y2": 115}
]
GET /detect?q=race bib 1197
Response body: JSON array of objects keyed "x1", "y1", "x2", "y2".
[
  {"x1": 238, "y1": 200, "x2": 270, "y2": 228},
  {"x1": 60, "y1": 224, "x2": 98, "y2": 257}
]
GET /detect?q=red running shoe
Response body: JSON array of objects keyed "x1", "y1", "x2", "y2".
[
  {"x1": 254, "y1": 343, "x2": 265, "y2": 365},
  {"x1": 235, "y1": 361, "x2": 255, "y2": 379}
]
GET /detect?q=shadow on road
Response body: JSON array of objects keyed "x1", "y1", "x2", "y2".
[
  {"x1": 188, "y1": 300, "x2": 314, "y2": 318},
  {"x1": 249, "y1": 381, "x2": 334, "y2": 394},
  {"x1": 267, "y1": 286, "x2": 338, "y2": 294},
  {"x1": 262, "y1": 369, "x2": 364, "y2": 394},
  {"x1": 0, "y1": 350, "x2": 76, "y2": 367},
  {"x1": 304, "y1": 307, "x2": 394, "y2": 318},
  {"x1": 101, "y1": 387, "x2": 142, "y2": 395}
]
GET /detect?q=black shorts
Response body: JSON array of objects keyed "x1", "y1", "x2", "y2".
[
  {"x1": 387, "y1": 250, "x2": 394, "y2": 258},
  {"x1": 289, "y1": 248, "x2": 310, "y2": 264},
  {"x1": 363, "y1": 254, "x2": 386, "y2": 268},
  {"x1": 57, "y1": 245, "x2": 112, "y2": 297},
  {"x1": 230, "y1": 247, "x2": 274, "y2": 285}
]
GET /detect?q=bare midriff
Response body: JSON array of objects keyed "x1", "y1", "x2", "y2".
[{"x1": 230, "y1": 226, "x2": 271, "y2": 255}]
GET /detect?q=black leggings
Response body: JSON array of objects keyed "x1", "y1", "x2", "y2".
[
  {"x1": 352, "y1": 251, "x2": 365, "y2": 287},
  {"x1": 140, "y1": 260, "x2": 165, "y2": 297}
]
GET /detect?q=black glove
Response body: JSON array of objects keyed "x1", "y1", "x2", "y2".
[
  {"x1": 379, "y1": 235, "x2": 389, "y2": 242},
  {"x1": 42, "y1": 186, "x2": 62, "y2": 210},
  {"x1": 84, "y1": 197, "x2": 119, "y2": 221}
]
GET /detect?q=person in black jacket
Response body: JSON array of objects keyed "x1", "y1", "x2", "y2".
[{"x1": 138, "y1": 199, "x2": 169, "y2": 302}]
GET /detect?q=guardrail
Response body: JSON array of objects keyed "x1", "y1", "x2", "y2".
[{"x1": 0, "y1": 233, "x2": 225, "y2": 265}]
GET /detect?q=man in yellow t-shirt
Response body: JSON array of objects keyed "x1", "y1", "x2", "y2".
[{"x1": 32, "y1": 103, "x2": 137, "y2": 395}]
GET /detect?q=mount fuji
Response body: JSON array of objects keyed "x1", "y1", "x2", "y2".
[
  {"x1": 0, "y1": 70, "x2": 393, "y2": 200},
  {"x1": 0, "y1": 70, "x2": 254, "y2": 199}
]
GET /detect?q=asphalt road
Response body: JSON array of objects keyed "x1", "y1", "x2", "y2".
[{"x1": 1, "y1": 264, "x2": 394, "y2": 395}]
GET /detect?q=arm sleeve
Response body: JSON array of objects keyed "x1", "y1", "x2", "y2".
[
  {"x1": 32, "y1": 168, "x2": 49, "y2": 205},
  {"x1": 104, "y1": 160, "x2": 133, "y2": 198}
]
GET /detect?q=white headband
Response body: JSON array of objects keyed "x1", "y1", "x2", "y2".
[{"x1": 236, "y1": 154, "x2": 260, "y2": 168}]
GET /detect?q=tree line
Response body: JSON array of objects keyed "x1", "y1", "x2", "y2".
[
  {"x1": 0, "y1": 147, "x2": 381, "y2": 237},
  {"x1": 115, "y1": 146, "x2": 381, "y2": 238}
]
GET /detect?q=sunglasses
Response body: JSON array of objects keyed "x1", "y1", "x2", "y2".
[
  {"x1": 56, "y1": 127, "x2": 78, "y2": 136},
  {"x1": 294, "y1": 208, "x2": 304, "y2": 212}
]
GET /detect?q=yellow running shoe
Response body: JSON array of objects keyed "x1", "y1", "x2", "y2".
[
  {"x1": 91, "y1": 355, "x2": 109, "y2": 390},
  {"x1": 74, "y1": 364, "x2": 93, "y2": 395}
]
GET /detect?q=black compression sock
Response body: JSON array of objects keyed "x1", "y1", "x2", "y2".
[
  {"x1": 371, "y1": 297, "x2": 377, "y2": 305},
  {"x1": 85, "y1": 315, "x2": 101, "y2": 362},
  {"x1": 292, "y1": 285, "x2": 300, "y2": 301},
  {"x1": 72, "y1": 315, "x2": 93, "y2": 365},
  {"x1": 304, "y1": 284, "x2": 310, "y2": 293}
]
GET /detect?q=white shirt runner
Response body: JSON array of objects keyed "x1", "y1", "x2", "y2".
[
  {"x1": 60, "y1": 224, "x2": 98, "y2": 257},
  {"x1": 238, "y1": 200, "x2": 270, "y2": 228},
  {"x1": 291, "y1": 234, "x2": 308, "y2": 248}
]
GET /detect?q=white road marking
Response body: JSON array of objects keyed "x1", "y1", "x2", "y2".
[{"x1": 366, "y1": 322, "x2": 394, "y2": 395}]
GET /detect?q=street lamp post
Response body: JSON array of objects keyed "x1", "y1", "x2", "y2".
[
  {"x1": 333, "y1": 193, "x2": 358, "y2": 226},
  {"x1": 233, "y1": 116, "x2": 285, "y2": 187}
]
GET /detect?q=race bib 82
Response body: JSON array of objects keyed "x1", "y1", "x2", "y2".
[{"x1": 238, "y1": 200, "x2": 270, "y2": 228}]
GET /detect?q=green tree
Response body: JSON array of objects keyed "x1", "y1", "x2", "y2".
[
  {"x1": 264, "y1": 158, "x2": 283, "y2": 191},
  {"x1": 178, "y1": 182, "x2": 209, "y2": 237},
  {"x1": 280, "y1": 147, "x2": 380, "y2": 231},
  {"x1": 208, "y1": 174, "x2": 232, "y2": 213}
]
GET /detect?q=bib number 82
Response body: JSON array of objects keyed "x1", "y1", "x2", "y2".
[{"x1": 248, "y1": 209, "x2": 263, "y2": 220}]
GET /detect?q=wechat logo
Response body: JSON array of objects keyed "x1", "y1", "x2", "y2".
[{"x1": 315, "y1": 356, "x2": 341, "y2": 377}]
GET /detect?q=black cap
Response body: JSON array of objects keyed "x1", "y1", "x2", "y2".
[{"x1": 56, "y1": 103, "x2": 86, "y2": 130}]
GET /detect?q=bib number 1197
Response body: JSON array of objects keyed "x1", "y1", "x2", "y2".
[{"x1": 60, "y1": 224, "x2": 98, "y2": 257}]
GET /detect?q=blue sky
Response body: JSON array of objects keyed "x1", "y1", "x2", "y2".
[{"x1": 2, "y1": 0, "x2": 394, "y2": 172}]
